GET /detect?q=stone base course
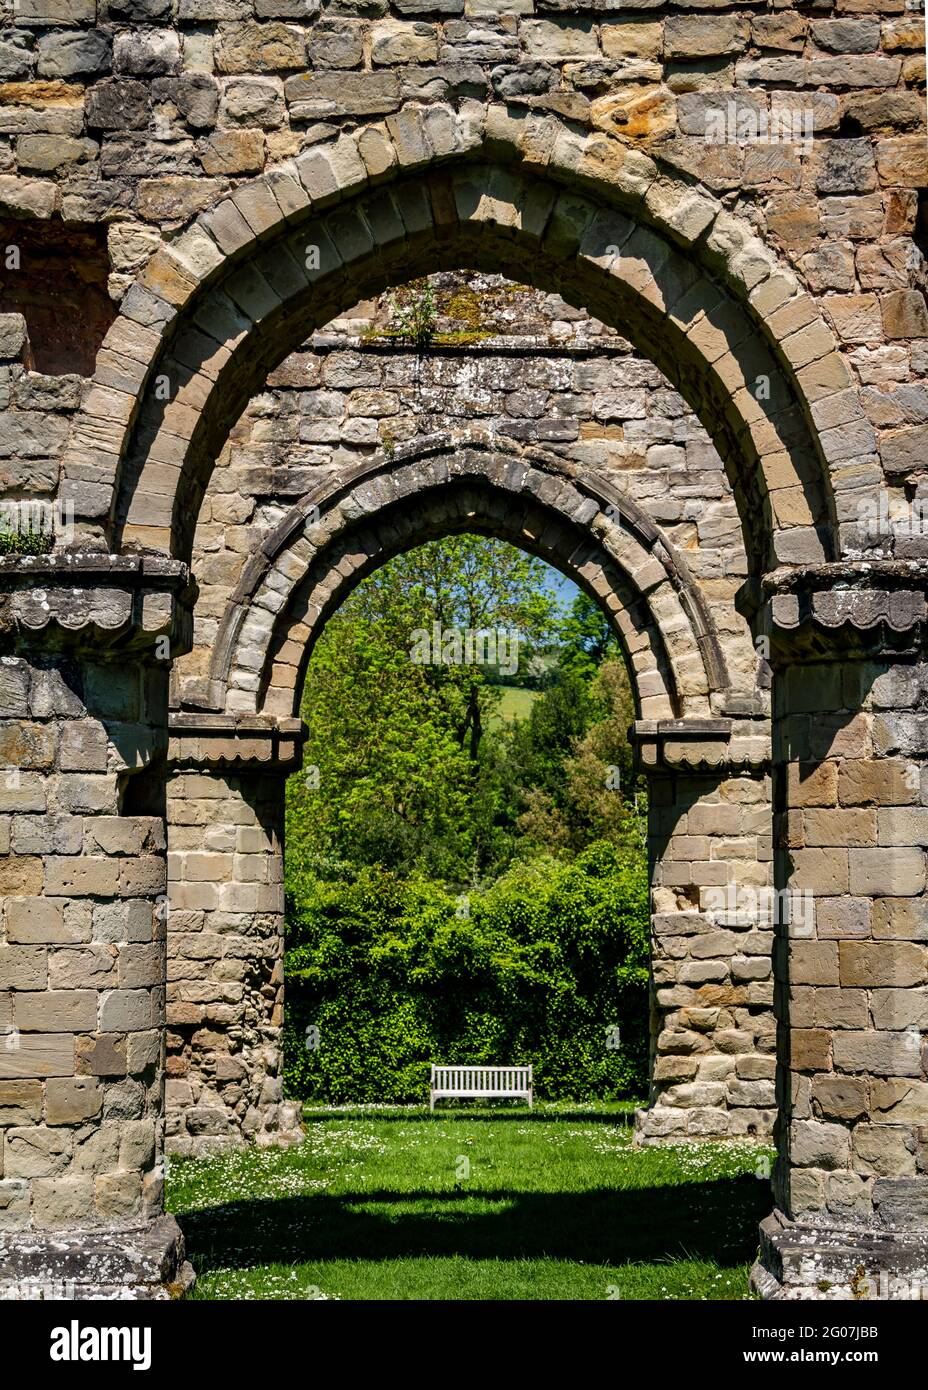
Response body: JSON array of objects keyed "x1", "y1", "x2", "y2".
[{"x1": 0, "y1": 1215, "x2": 194, "y2": 1301}]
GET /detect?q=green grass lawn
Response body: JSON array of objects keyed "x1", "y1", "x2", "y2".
[{"x1": 166, "y1": 1102, "x2": 774, "y2": 1301}]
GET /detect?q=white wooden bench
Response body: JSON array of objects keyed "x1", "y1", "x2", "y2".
[{"x1": 429, "y1": 1064, "x2": 533, "y2": 1111}]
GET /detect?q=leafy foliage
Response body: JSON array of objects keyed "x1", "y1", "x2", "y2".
[
  {"x1": 284, "y1": 842, "x2": 649, "y2": 1103},
  {"x1": 387, "y1": 278, "x2": 437, "y2": 348},
  {"x1": 512, "y1": 659, "x2": 643, "y2": 856},
  {"x1": 287, "y1": 536, "x2": 562, "y2": 884},
  {"x1": 559, "y1": 591, "x2": 621, "y2": 681},
  {"x1": 284, "y1": 536, "x2": 651, "y2": 1104}
]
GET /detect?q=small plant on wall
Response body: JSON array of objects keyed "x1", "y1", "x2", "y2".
[
  {"x1": 388, "y1": 278, "x2": 437, "y2": 349},
  {"x1": 0, "y1": 523, "x2": 53, "y2": 556}
]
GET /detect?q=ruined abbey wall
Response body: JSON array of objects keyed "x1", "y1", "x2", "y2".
[{"x1": 0, "y1": 0, "x2": 926, "y2": 1299}]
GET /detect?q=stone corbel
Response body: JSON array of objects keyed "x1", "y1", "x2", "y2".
[
  {"x1": 630, "y1": 717, "x2": 771, "y2": 775},
  {"x1": 167, "y1": 713, "x2": 307, "y2": 773}
]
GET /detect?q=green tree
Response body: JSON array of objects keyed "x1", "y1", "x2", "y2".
[
  {"x1": 392, "y1": 535, "x2": 560, "y2": 760},
  {"x1": 504, "y1": 667, "x2": 593, "y2": 813},
  {"x1": 558, "y1": 591, "x2": 620, "y2": 682},
  {"x1": 287, "y1": 535, "x2": 562, "y2": 884},
  {"x1": 287, "y1": 609, "x2": 476, "y2": 882}
]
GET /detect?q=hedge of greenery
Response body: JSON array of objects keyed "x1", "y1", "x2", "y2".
[{"x1": 282, "y1": 841, "x2": 650, "y2": 1104}]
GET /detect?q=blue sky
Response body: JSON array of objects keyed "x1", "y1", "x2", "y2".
[{"x1": 541, "y1": 561, "x2": 580, "y2": 608}]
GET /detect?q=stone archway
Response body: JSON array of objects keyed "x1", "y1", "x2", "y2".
[
  {"x1": 160, "y1": 431, "x2": 778, "y2": 1155},
  {"x1": 59, "y1": 108, "x2": 858, "y2": 575},
  {"x1": 2, "y1": 110, "x2": 926, "y2": 1302},
  {"x1": 208, "y1": 434, "x2": 725, "y2": 721}
]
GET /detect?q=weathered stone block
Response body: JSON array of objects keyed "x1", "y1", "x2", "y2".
[
  {"x1": 852, "y1": 1124, "x2": 916, "y2": 1178},
  {"x1": 812, "y1": 1075, "x2": 868, "y2": 1121},
  {"x1": 75, "y1": 1035, "x2": 127, "y2": 1079},
  {"x1": 790, "y1": 1028, "x2": 832, "y2": 1071},
  {"x1": 833, "y1": 1030, "x2": 921, "y2": 1077},
  {"x1": 36, "y1": 32, "x2": 111, "y2": 80},
  {"x1": 849, "y1": 848, "x2": 925, "y2": 897},
  {"x1": 840, "y1": 941, "x2": 928, "y2": 988},
  {"x1": 791, "y1": 1119, "x2": 850, "y2": 1170},
  {"x1": 113, "y1": 30, "x2": 181, "y2": 77},
  {"x1": 0, "y1": 1080, "x2": 42, "y2": 1126},
  {"x1": 5, "y1": 1126, "x2": 70, "y2": 1179},
  {"x1": 0, "y1": 947, "x2": 47, "y2": 992},
  {"x1": 14, "y1": 991, "x2": 96, "y2": 1033},
  {"x1": 45, "y1": 1077, "x2": 102, "y2": 1125}
]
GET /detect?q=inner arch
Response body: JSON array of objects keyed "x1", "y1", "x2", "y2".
[{"x1": 198, "y1": 440, "x2": 730, "y2": 723}]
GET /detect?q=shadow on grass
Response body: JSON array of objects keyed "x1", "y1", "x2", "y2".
[{"x1": 178, "y1": 1176, "x2": 768, "y2": 1274}]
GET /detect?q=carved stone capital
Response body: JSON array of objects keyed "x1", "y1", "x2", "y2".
[
  {"x1": 0, "y1": 554, "x2": 193, "y2": 658},
  {"x1": 630, "y1": 718, "x2": 770, "y2": 775},
  {"x1": 167, "y1": 713, "x2": 306, "y2": 773},
  {"x1": 757, "y1": 561, "x2": 928, "y2": 665}
]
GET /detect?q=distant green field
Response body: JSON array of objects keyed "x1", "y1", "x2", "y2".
[{"x1": 488, "y1": 686, "x2": 539, "y2": 728}]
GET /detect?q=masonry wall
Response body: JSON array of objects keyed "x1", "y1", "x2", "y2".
[
  {"x1": 0, "y1": 649, "x2": 167, "y2": 1234},
  {"x1": 775, "y1": 654, "x2": 928, "y2": 1224},
  {"x1": 0, "y1": 2, "x2": 924, "y2": 536},
  {"x1": 641, "y1": 763, "x2": 776, "y2": 1141},
  {"x1": 166, "y1": 765, "x2": 301, "y2": 1154}
]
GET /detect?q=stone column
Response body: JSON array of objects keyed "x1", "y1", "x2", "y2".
[
  {"x1": 0, "y1": 557, "x2": 193, "y2": 1299},
  {"x1": 165, "y1": 715, "x2": 305, "y2": 1155},
  {"x1": 631, "y1": 718, "x2": 776, "y2": 1144},
  {"x1": 754, "y1": 569, "x2": 928, "y2": 1299}
]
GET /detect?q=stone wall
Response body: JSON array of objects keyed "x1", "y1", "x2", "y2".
[
  {"x1": 642, "y1": 755, "x2": 776, "y2": 1142},
  {"x1": 759, "y1": 583, "x2": 928, "y2": 1297},
  {"x1": 0, "y1": 311, "x2": 81, "y2": 501},
  {"x1": 0, "y1": 559, "x2": 194, "y2": 1293},
  {"x1": 776, "y1": 652, "x2": 928, "y2": 1211},
  {"x1": 0, "y1": 2, "x2": 924, "y2": 537},
  {"x1": 165, "y1": 747, "x2": 302, "y2": 1156},
  {"x1": 0, "y1": 651, "x2": 165, "y2": 1233}
]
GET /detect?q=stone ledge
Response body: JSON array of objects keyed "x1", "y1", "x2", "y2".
[
  {"x1": 0, "y1": 1215, "x2": 194, "y2": 1301},
  {"x1": 0, "y1": 556, "x2": 186, "y2": 579},
  {"x1": 309, "y1": 331, "x2": 648, "y2": 358},
  {"x1": 753, "y1": 1207, "x2": 928, "y2": 1301}
]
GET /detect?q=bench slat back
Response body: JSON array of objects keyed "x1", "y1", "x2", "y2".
[{"x1": 431, "y1": 1065, "x2": 531, "y2": 1090}]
